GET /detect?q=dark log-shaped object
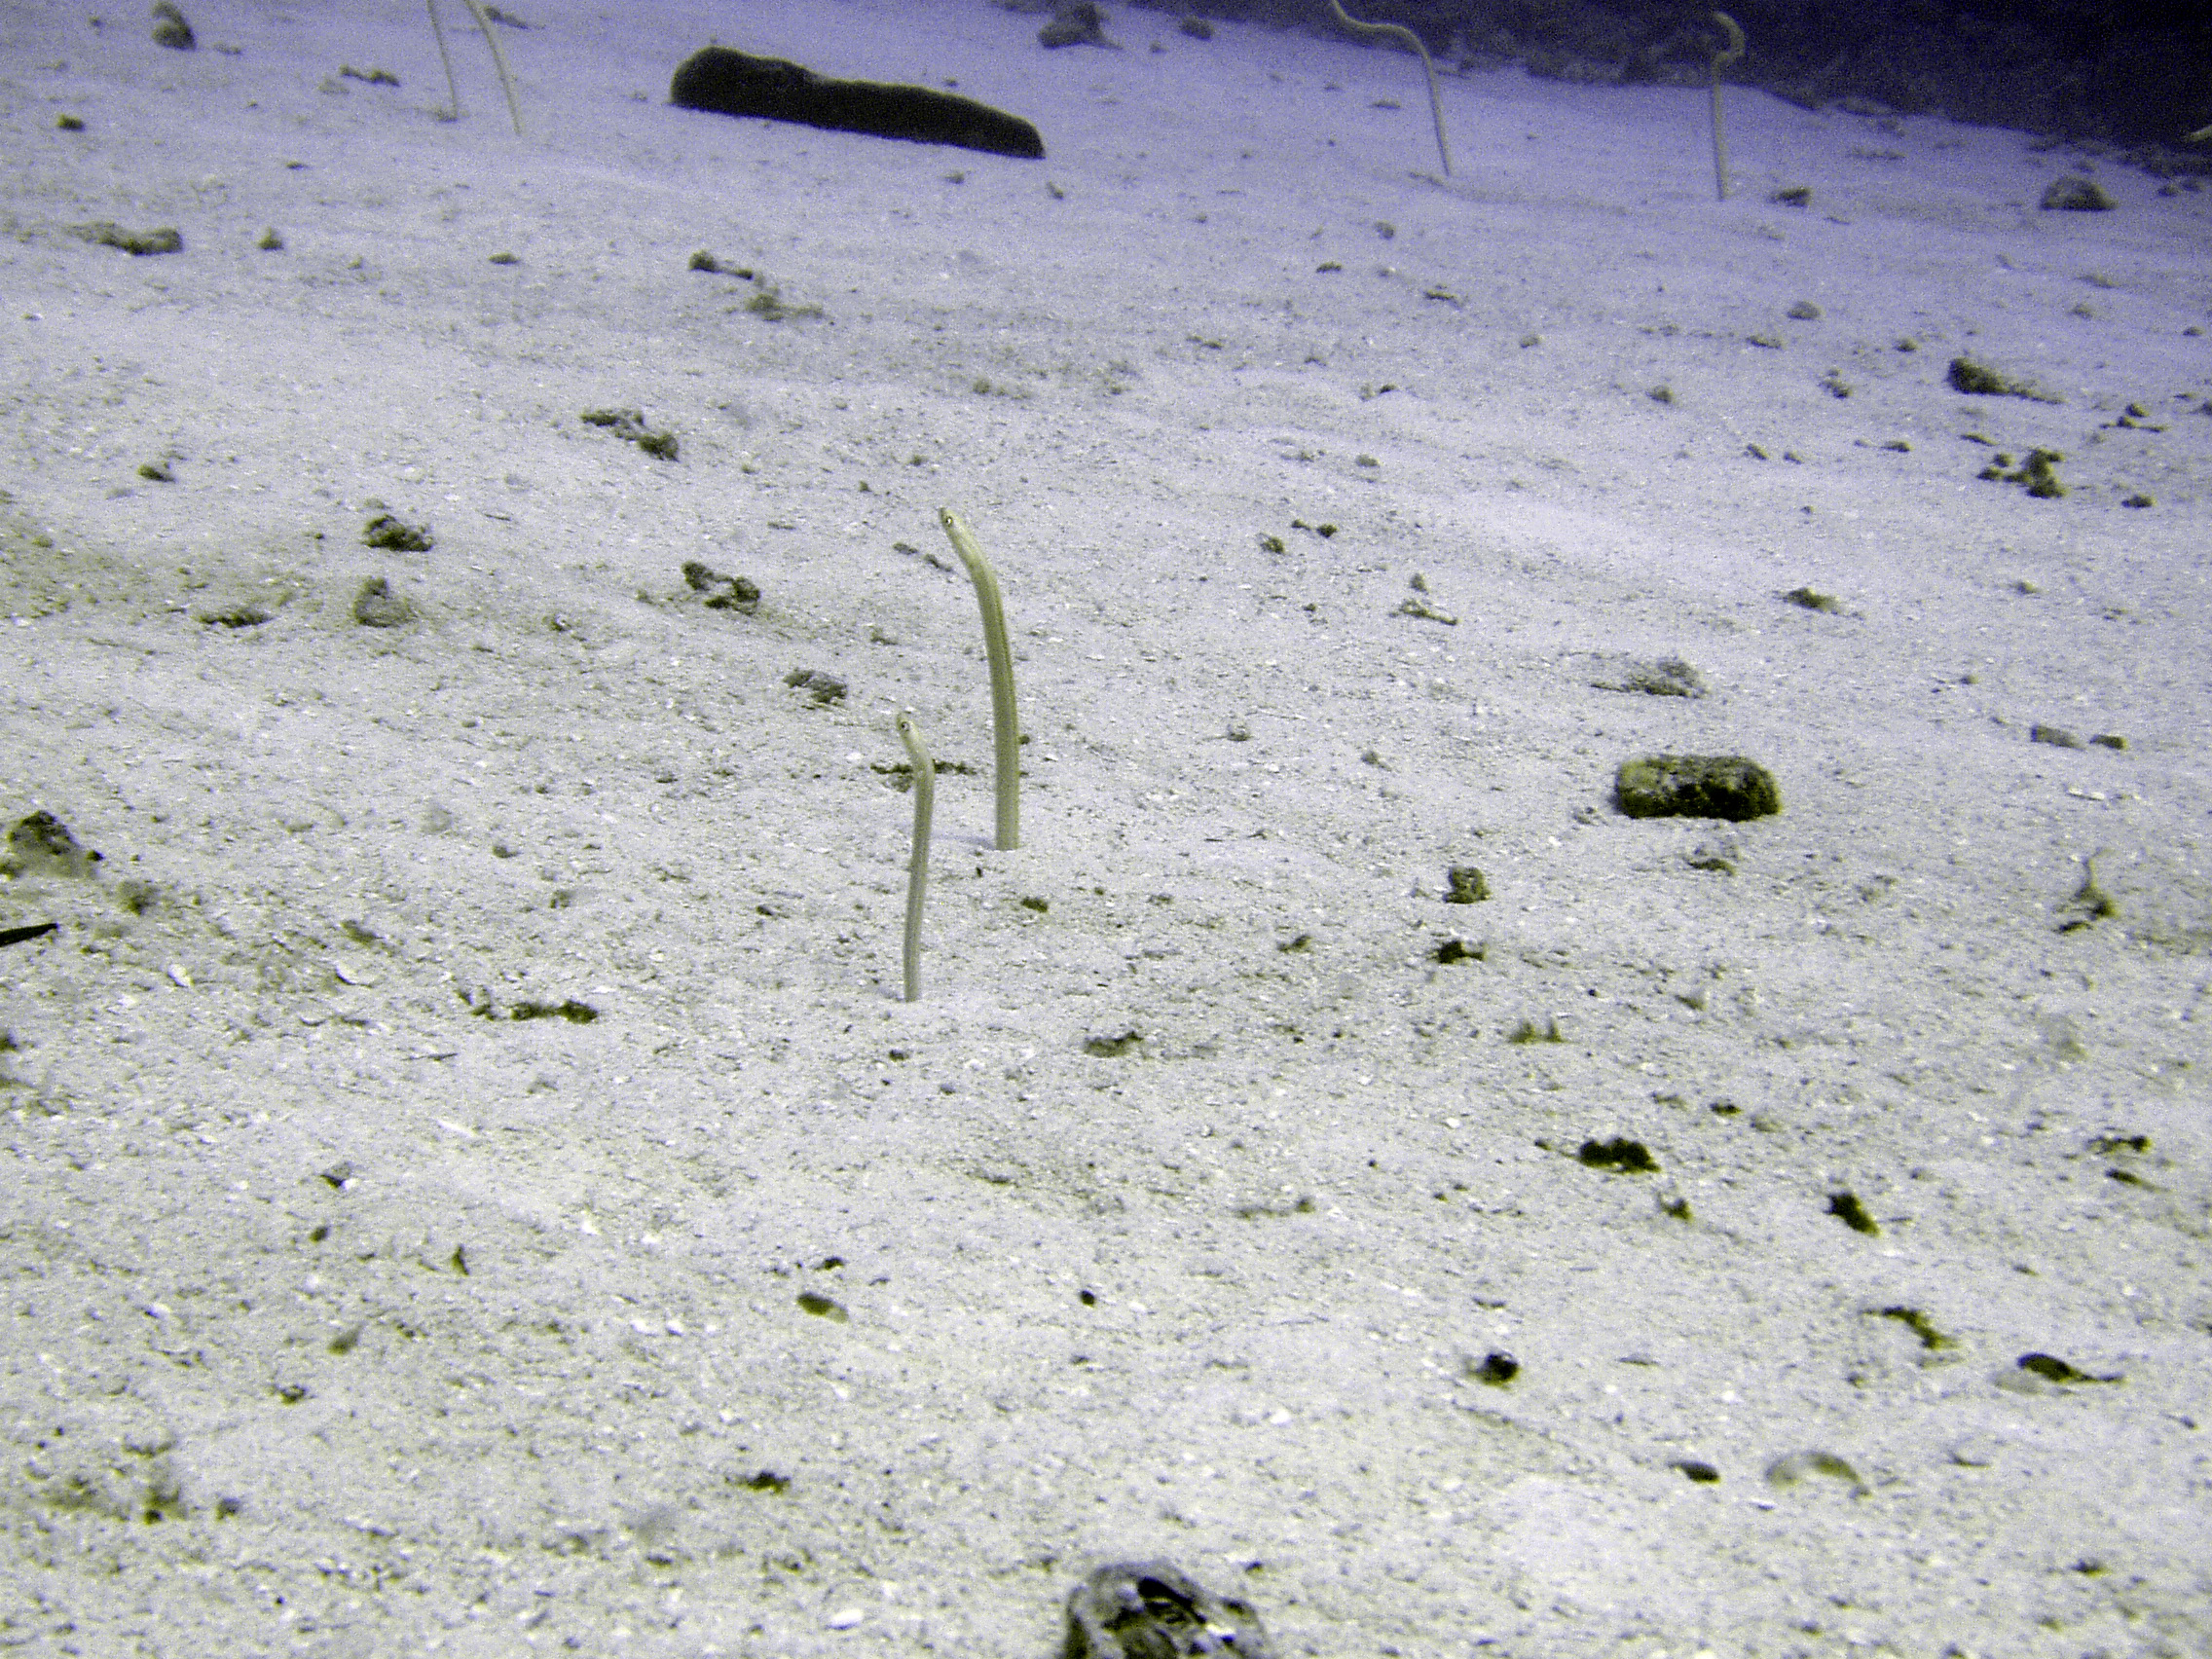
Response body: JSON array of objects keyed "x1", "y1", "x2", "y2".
[{"x1": 670, "y1": 47, "x2": 1045, "y2": 159}]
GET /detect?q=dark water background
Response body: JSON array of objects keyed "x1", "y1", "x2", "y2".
[{"x1": 1010, "y1": 0, "x2": 2209, "y2": 152}]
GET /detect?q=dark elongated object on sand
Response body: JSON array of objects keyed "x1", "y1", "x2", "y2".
[{"x1": 670, "y1": 47, "x2": 1045, "y2": 159}]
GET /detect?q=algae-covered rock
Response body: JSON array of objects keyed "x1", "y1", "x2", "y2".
[
  {"x1": 1443, "y1": 866, "x2": 1490, "y2": 903},
  {"x1": 70, "y1": 220, "x2": 183, "y2": 256},
  {"x1": 1040, "y1": 3, "x2": 1117, "y2": 49},
  {"x1": 151, "y1": 1, "x2": 195, "y2": 51},
  {"x1": 351, "y1": 575, "x2": 416, "y2": 628},
  {"x1": 1977, "y1": 447, "x2": 2067, "y2": 498},
  {"x1": 3, "y1": 811, "x2": 101, "y2": 878},
  {"x1": 2041, "y1": 175, "x2": 2114, "y2": 211},
  {"x1": 1946, "y1": 356, "x2": 2061, "y2": 402},
  {"x1": 1062, "y1": 1561, "x2": 1271, "y2": 1659},
  {"x1": 1615, "y1": 755, "x2": 1780, "y2": 821},
  {"x1": 1577, "y1": 1136, "x2": 1658, "y2": 1172},
  {"x1": 1588, "y1": 653, "x2": 1706, "y2": 696},
  {"x1": 362, "y1": 513, "x2": 432, "y2": 552}
]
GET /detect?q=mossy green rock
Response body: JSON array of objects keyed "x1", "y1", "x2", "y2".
[{"x1": 1616, "y1": 755, "x2": 1781, "y2": 821}]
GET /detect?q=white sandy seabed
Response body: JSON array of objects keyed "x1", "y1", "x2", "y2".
[{"x1": 1, "y1": 1, "x2": 2209, "y2": 1654}]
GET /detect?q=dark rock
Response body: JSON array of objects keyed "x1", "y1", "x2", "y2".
[
  {"x1": 1615, "y1": 755, "x2": 1781, "y2": 821},
  {"x1": 2015, "y1": 1351, "x2": 2120, "y2": 1383},
  {"x1": 1826, "y1": 1191, "x2": 1879, "y2": 1235},
  {"x1": 2041, "y1": 175, "x2": 2115, "y2": 211},
  {"x1": 1042, "y1": 3, "x2": 1118, "y2": 49},
  {"x1": 1577, "y1": 1136, "x2": 1658, "y2": 1172},
  {"x1": 671, "y1": 47, "x2": 1045, "y2": 159},
  {"x1": 1061, "y1": 1561, "x2": 1271, "y2": 1659},
  {"x1": 1471, "y1": 1351, "x2": 1519, "y2": 1386}
]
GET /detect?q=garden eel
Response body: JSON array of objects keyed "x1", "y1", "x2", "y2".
[
  {"x1": 1324, "y1": 0, "x2": 1452, "y2": 177},
  {"x1": 896, "y1": 713, "x2": 933, "y2": 1003},
  {"x1": 426, "y1": 0, "x2": 524, "y2": 134},
  {"x1": 1710, "y1": 12, "x2": 1746, "y2": 200},
  {"x1": 938, "y1": 508, "x2": 1020, "y2": 851}
]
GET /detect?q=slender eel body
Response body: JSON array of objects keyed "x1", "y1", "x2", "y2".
[
  {"x1": 1325, "y1": 0, "x2": 1452, "y2": 177},
  {"x1": 427, "y1": 0, "x2": 525, "y2": 133},
  {"x1": 896, "y1": 713, "x2": 934, "y2": 1002},
  {"x1": 426, "y1": 0, "x2": 461, "y2": 120},
  {"x1": 1709, "y1": 13, "x2": 1746, "y2": 201},
  {"x1": 938, "y1": 508, "x2": 1020, "y2": 851}
]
